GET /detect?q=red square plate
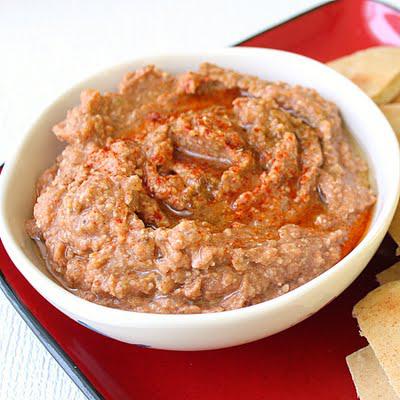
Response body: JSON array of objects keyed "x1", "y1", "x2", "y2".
[{"x1": 1, "y1": 1, "x2": 399, "y2": 399}]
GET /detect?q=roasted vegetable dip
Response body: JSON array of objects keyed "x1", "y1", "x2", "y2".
[{"x1": 26, "y1": 64, "x2": 375, "y2": 313}]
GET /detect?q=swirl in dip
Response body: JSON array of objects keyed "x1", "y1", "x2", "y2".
[{"x1": 26, "y1": 64, "x2": 376, "y2": 313}]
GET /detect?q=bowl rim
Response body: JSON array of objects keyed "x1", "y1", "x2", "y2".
[{"x1": 1, "y1": 47, "x2": 399, "y2": 327}]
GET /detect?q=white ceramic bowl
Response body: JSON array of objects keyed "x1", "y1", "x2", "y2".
[{"x1": 1, "y1": 48, "x2": 399, "y2": 351}]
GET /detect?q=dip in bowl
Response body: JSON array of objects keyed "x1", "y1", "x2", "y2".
[{"x1": 1, "y1": 48, "x2": 399, "y2": 350}]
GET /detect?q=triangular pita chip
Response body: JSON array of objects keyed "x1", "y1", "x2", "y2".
[
  {"x1": 347, "y1": 261, "x2": 400, "y2": 398},
  {"x1": 380, "y1": 103, "x2": 400, "y2": 141},
  {"x1": 353, "y1": 281, "x2": 400, "y2": 396},
  {"x1": 328, "y1": 46, "x2": 400, "y2": 104},
  {"x1": 346, "y1": 346, "x2": 399, "y2": 400},
  {"x1": 389, "y1": 204, "x2": 400, "y2": 247},
  {"x1": 377, "y1": 262, "x2": 400, "y2": 285}
]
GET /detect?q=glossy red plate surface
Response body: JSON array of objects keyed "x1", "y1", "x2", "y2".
[{"x1": 1, "y1": 1, "x2": 400, "y2": 399}]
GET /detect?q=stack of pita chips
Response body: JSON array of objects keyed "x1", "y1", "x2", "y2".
[
  {"x1": 348, "y1": 262, "x2": 400, "y2": 399},
  {"x1": 328, "y1": 46, "x2": 400, "y2": 399}
]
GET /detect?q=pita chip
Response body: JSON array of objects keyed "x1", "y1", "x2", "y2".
[
  {"x1": 346, "y1": 346, "x2": 399, "y2": 400},
  {"x1": 381, "y1": 101, "x2": 400, "y2": 248},
  {"x1": 353, "y1": 281, "x2": 400, "y2": 396},
  {"x1": 377, "y1": 262, "x2": 400, "y2": 285},
  {"x1": 392, "y1": 93, "x2": 400, "y2": 103},
  {"x1": 347, "y1": 261, "x2": 400, "y2": 398},
  {"x1": 389, "y1": 204, "x2": 400, "y2": 247},
  {"x1": 380, "y1": 103, "x2": 400, "y2": 141},
  {"x1": 328, "y1": 46, "x2": 400, "y2": 104}
]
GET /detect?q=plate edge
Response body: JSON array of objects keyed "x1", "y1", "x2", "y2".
[{"x1": 0, "y1": 270, "x2": 104, "y2": 400}]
